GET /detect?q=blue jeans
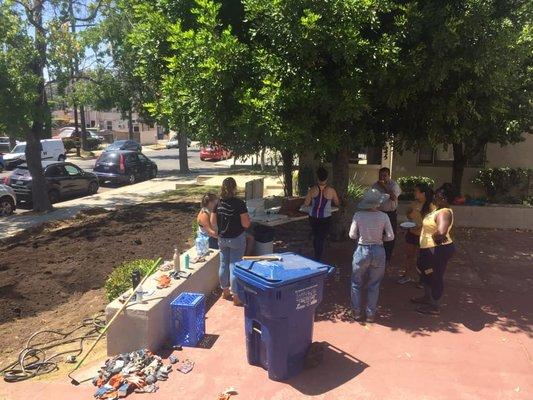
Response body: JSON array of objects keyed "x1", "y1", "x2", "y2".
[
  {"x1": 351, "y1": 244, "x2": 386, "y2": 317},
  {"x1": 218, "y1": 232, "x2": 246, "y2": 293}
]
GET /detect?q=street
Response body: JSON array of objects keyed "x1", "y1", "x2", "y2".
[{"x1": 1, "y1": 146, "x2": 227, "y2": 213}]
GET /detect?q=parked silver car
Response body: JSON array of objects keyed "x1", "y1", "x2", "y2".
[{"x1": 0, "y1": 184, "x2": 16, "y2": 216}]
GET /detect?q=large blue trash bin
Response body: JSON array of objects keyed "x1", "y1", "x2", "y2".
[{"x1": 234, "y1": 252, "x2": 334, "y2": 381}]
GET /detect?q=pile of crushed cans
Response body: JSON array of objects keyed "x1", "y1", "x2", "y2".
[{"x1": 92, "y1": 349, "x2": 182, "y2": 399}]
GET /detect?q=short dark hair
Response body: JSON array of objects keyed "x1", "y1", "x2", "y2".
[
  {"x1": 316, "y1": 167, "x2": 328, "y2": 182},
  {"x1": 379, "y1": 167, "x2": 391, "y2": 175},
  {"x1": 436, "y1": 183, "x2": 457, "y2": 204}
]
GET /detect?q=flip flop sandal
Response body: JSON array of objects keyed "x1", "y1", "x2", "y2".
[
  {"x1": 416, "y1": 305, "x2": 441, "y2": 315},
  {"x1": 410, "y1": 296, "x2": 431, "y2": 305}
]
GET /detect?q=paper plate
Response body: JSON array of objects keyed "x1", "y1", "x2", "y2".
[{"x1": 400, "y1": 221, "x2": 416, "y2": 229}]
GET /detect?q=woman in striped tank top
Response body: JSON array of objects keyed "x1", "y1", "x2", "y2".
[{"x1": 304, "y1": 167, "x2": 340, "y2": 261}]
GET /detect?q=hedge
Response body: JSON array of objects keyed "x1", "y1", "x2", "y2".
[{"x1": 397, "y1": 176, "x2": 435, "y2": 200}]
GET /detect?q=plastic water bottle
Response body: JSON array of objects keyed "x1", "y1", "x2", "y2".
[
  {"x1": 136, "y1": 283, "x2": 144, "y2": 303},
  {"x1": 196, "y1": 233, "x2": 209, "y2": 257},
  {"x1": 173, "y1": 246, "x2": 181, "y2": 273},
  {"x1": 184, "y1": 253, "x2": 190, "y2": 269}
]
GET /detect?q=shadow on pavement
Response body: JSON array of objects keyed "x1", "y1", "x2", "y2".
[
  {"x1": 274, "y1": 220, "x2": 533, "y2": 339},
  {"x1": 287, "y1": 342, "x2": 368, "y2": 396}
]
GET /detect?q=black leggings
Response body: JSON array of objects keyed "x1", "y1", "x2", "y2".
[
  {"x1": 383, "y1": 210, "x2": 397, "y2": 262},
  {"x1": 417, "y1": 243, "x2": 455, "y2": 303},
  {"x1": 309, "y1": 216, "x2": 331, "y2": 261}
]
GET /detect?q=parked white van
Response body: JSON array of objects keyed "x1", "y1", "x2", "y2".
[{"x1": 3, "y1": 139, "x2": 66, "y2": 170}]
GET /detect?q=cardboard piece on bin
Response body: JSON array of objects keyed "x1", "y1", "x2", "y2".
[{"x1": 235, "y1": 252, "x2": 332, "y2": 286}]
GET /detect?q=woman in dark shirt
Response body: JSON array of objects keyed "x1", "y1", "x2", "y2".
[{"x1": 211, "y1": 177, "x2": 251, "y2": 305}]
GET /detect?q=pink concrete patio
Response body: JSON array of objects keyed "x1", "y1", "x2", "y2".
[{"x1": 1, "y1": 226, "x2": 532, "y2": 399}]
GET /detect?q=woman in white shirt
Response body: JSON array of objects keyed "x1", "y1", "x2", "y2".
[{"x1": 349, "y1": 188, "x2": 395, "y2": 322}]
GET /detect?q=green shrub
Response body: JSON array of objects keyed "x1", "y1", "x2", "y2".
[
  {"x1": 191, "y1": 219, "x2": 199, "y2": 243},
  {"x1": 85, "y1": 137, "x2": 100, "y2": 151},
  {"x1": 104, "y1": 259, "x2": 157, "y2": 301},
  {"x1": 397, "y1": 176, "x2": 435, "y2": 200},
  {"x1": 472, "y1": 167, "x2": 531, "y2": 201},
  {"x1": 62, "y1": 138, "x2": 78, "y2": 153},
  {"x1": 346, "y1": 172, "x2": 366, "y2": 199}
]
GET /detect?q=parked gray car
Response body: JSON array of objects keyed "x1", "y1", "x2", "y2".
[{"x1": 0, "y1": 184, "x2": 16, "y2": 216}]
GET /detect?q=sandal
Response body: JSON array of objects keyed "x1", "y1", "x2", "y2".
[
  {"x1": 410, "y1": 296, "x2": 431, "y2": 305},
  {"x1": 222, "y1": 288, "x2": 232, "y2": 300},
  {"x1": 416, "y1": 305, "x2": 441, "y2": 315}
]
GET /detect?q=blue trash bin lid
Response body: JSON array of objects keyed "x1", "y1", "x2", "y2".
[{"x1": 235, "y1": 252, "x2": 331, "y2": 288}]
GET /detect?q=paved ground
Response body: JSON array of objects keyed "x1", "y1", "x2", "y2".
[{"x1": 1, "y1": 225, "x2": 531, "y2": 400}]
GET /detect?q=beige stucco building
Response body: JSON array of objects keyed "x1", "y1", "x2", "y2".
[
  {"x1": 344, "y1": 134, "x2": 532, "y2": 196},
  {"x1": 52, "y1": 108, "x2": 159, "y2": 145}
]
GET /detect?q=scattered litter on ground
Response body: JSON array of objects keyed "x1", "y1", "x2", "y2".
[
  {"x1": 175, "y1": 359, "x2": 194, "y2": 374},
  {"x1": 93, "y1": 349, "x2": 182, "y2": 399},
  {"x1": 217, "y1": 387, "x2": 238, "y2": 400}
]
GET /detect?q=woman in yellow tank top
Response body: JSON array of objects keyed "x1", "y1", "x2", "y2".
[{"x1": 411, "y1": 183, "x2": 456, "y2": 315}]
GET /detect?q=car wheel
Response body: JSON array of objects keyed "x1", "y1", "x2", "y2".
[
  {"x1": 48, "y1": 190, "x2": 60, "y2": 204},
  {"x1": 0, "y1": 196, "x2": 15, "y2": 216},
  {"x1": 88, "y1": 181, "x2": 99, "y2": 195},
  {"x1": 200, "y1": 157, "x2": 205, "y2": 161},
  {"x1": 58, "y1": 154, "x2": 66, "y2": 162},
  {"x1": 128, "y1": 174, "x2": 136, "y2": 185}
]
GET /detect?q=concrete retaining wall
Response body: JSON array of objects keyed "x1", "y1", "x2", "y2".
[
  {"x1": 105, "y1": 248, "x2": 220, "y2": 356},
  {"x1": 397, "y1": 202, "x2": 533, "y2": 230}
]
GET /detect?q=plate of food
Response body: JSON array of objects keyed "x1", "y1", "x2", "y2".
[{"x1": 400, "y1": 221, "x2": 417, "y2": 229}]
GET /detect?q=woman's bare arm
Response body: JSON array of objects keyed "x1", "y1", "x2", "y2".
[
  {"x1": 433, "y1": 210, "x2": 452, "y2": 245},
  {"x1": 240, "y1": 212, "x2": 251, "y2": 229},
  {"x1": 199, "y1": 212, "x2": 217, "y2": 237}
]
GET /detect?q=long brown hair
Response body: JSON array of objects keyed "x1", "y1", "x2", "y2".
[{"x1": 220, "y1": 177, "x2": 237, "y2": 200}]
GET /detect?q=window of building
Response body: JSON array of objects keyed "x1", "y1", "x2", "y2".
[
  {"x1": 106, "y1": 121, "x2": 113, "y2": 130},
  {"x1": 349, "y1": 147, "x2": 383, "y2": 165},
  {"x1": 133, "y1": 125, "x2": 140, "y2": 133},
  {"x1": 417, "y1": 144, "x2": 485, "y2": 167}
]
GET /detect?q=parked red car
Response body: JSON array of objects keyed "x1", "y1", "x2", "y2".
[{"x1": 199, "y1": 145, "x2": 231, "y2": 161}]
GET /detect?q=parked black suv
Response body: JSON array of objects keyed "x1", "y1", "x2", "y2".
[
  {"x1": 93, "y1": 150, "x2": 157, "y2": 185},
  {"x1": 6, "y1": 161, "x2": 99, "y2": 204}
]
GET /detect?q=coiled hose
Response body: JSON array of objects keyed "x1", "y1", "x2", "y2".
[{"x1": 1, "y1": 313, "x2": 106, "y2": 382}]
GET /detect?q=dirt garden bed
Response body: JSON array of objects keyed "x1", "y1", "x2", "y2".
[{"x1": 0, "y1": 201, "x2": 198, "y2": 360}]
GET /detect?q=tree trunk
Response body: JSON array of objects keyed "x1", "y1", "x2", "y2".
[
  {"x1": 27, "y1": 0, "x2": 52, "y2": 212},
  {"x1": 297, "y1": 149, "x2": 317, "y2": 196},
  {"x1": 281, "y1": 149, "x2": 294, "y2": 197},
  {"x1": 332, "y1": 147, "x2": 349, "y2": 203},
  {"x1": 331, "y1": 147, "x2": 350, "y2": 240},
  {"x1": 73, "y1": 105, "x2": 80, "y2": 157},
  {"x1": 127, "y1": 109, "x2": 134, "y2": 141},
  {"x1": 79, "y1": 104, "x2": 87, "y2": 151},
  {"x1": 178, "y1": 130, "x2": 189, "y2": 174},
  {"x1": 452, "y1": 143, "x2": 465, "y2": 195},
  {"x1": 260, "y1": 147, "x2": 266, "y2": 171}
]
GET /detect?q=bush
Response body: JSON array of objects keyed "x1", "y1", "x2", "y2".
[
  {"x1": 346, "y1": 172, "x2": 366, "y2": 199},
  {"x1": 104, "y1": 259, "x2": 157, "y2": 301},
  {"x1": 397, "y1": 176, "x2": 435, "y2": 200},
  {"x1": 85, "y1": 137, "x2": 100, "y2": 151},
  {"x1": 62, "y1": 138, "x2": 77, "y2": 153},
  {"x1": 472, "y1": 167, "x2": 531, "y2": 201}
]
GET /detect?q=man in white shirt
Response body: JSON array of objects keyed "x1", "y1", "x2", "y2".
[
  {"x1": 372, "y1": 167, "x2": 401, "y2": 264},
  {"x1": 349, "y1": 188, "x2": 395, "y2": 322}
]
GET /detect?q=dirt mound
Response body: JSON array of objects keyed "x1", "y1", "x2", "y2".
[{"x1": 0, "y1": 201, "x2": 197, "y2": 359}]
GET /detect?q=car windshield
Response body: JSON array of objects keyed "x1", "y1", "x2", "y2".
[
  {"x1": 108, "y1": 141, "x2": 125, "y2": 149},
  {"x1": 12, "y1": 166, "x2": 30, "y2": 177},
  {"x1": 11, "y1": 144, "x2": 26, "y2": 153},
  {"x1": 99, "y1": 152, "x2": 118, "y2": 163}
]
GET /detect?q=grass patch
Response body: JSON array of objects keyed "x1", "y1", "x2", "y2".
[{"x1": 147, "y1": 184, "x2": 221, "y2": 202}]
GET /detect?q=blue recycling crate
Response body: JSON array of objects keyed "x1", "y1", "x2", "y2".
[{"x1": 170, "y1": 292, "x2": 205, "y2": 347}]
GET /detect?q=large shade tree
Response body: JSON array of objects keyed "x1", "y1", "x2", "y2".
[{"x1": 387, "y1": 0, "x2": 532, "y2": 193}]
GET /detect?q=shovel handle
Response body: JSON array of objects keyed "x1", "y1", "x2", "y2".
[{"x1": 69, "y1": 258, "x2": 162, "y2": 373}]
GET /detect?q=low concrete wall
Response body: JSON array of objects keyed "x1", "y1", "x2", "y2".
[
  {"x1": 397, "y1": 202, "x2": 533, "y2": 230},
  {"x1": 105, "y1": 248, "x2": 220, "y2": 356}
]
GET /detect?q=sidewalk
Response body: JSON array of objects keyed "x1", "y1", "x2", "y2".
[{"x1": 0, "y1": 175, "x2": 197, "y2": 240}]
